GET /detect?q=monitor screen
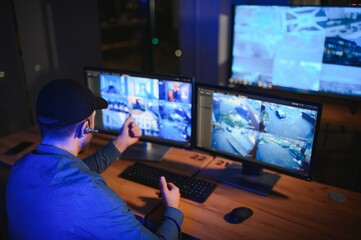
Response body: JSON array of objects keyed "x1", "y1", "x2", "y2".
[
  {"x1": 85, "y1": 67, "x2": 194, "y2": 161},
  {"x1": 229, "y1": 5, "x2": 361, "y2": 100},
  {"x1": 196, "y1": 83, "x2": 323, "y2": 195}
]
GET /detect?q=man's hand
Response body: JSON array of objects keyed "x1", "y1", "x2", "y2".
[
  {"x1": 112, "y1": 114, "x2": 142, "y2": 153},
  {"x1": 157, "y1": 176, "x2": 181, "y2": 209}
]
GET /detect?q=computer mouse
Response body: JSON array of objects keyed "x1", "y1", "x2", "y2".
[{"x1": 227, "y1": 207, "x2": 253, "y2": 224}]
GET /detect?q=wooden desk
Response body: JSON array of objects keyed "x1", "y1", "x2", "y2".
[
  {"x1": 2, "y1": 128, "x2": 361, "y2": 239},
  {"x1": 148, "y1": 157, "x2": 361, "y2": 240},
  {"x1": 0, "y1": 127, "x2": 39, "y2": 167}
]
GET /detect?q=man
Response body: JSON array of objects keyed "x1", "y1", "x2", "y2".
[{"x1": 6, "y1": 79, "x2": 184, "y2": 239}]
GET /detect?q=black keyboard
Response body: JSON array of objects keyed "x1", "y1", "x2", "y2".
[{"x1": 119, "y1": 162, "x2": 217, "y2": 203}]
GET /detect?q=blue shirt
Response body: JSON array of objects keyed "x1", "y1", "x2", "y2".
[{"x1": 6, "y1": 143, "x2": 183, "y2": 239}]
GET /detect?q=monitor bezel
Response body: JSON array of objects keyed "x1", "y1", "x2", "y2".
[
  {"x1": 228, "y1": 4, "x2": 361, "y2": 103},
  {"x1": 195, "y1": 82, "x2": 323, "y2": 181},
  {"x1": 84, "y1": 66, "x2": 196, "y2": 150}
]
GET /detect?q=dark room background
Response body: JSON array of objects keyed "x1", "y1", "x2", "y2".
[{"x1": 0, "y1": 0, "x2": 360, "y2": 192}]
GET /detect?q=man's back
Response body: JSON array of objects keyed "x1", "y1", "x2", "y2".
[{"x1": 6, "y1": 144, "x2": 141, "y2": 239}]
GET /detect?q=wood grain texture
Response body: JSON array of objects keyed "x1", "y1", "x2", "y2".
[{"x1": 151, "y1": 157, "x2": 361, "y2": 240}]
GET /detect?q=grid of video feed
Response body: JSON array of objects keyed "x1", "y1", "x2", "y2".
[
  {"x1": 211, "y1": 92, "x2": 318, "y2": 174},
  {"x1": 229, "y1": 6, "x2": 361, "y2": 97},
  {"x1": 99, "y1": 73, "x2": 192, "y2": 143}
]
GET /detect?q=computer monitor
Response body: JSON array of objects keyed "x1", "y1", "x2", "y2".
[
  {"x1": 196, "y1": 83, "x2": 323, "y2": 195},
  {"x1": 229, "y1": 5, "x2": 361, "y2": 101},
  {"x1": 85, "y1": 67, "x2": 194, "y2": 162}
]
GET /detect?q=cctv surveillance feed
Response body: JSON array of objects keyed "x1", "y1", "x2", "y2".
[
  {"x1": 198, "y1": 87, "x2": 319, "y2": 176},
  {"x1": 98, "y1": 73, "x2": 193, "y2": 145}
]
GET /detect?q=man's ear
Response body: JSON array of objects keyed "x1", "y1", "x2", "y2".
[{"x1": 75, "y1": 121, "x2": 87, "y2": 139}]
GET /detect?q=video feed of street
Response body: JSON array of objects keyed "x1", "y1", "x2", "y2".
[
  {"x1": 211, "y1": 92, "x2": 318, "y2": 174},
  {"x1": 230, "y1": 6, "x2": 361, "y2": 97},
  {"x1": 99, "y1": 74, "x2": 192, "y2": 143}
]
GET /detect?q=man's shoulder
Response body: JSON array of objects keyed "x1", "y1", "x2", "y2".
[{"x1": 9, "y1": 150, "x2": 99, "y2": 187}]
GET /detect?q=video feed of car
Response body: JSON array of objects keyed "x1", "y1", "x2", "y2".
[{"x1": 211, "y1": 92, "x2": 318, "y2": 174}]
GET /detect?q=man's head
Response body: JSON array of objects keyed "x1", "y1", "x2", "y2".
[{"x1": 36, "y1": 79, "x2": 108, "y2": 151}]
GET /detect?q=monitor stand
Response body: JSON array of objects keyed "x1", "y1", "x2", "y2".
[
  {"x1": 120, "y1": 142, "x2": 170, "y2": 162},
  {"x1": 217, "y1": 163, "x2": 281, "y2": 196}
]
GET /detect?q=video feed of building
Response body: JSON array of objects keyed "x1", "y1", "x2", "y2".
[
  {"x1": 99, "y1": 74, "x2": 192, "y2": 143},
  {"x1": 229, "y1": 6, "x2": 361, "y2": 97},
  {"x1": 211, "y1": 93, "x2": 318, "y2": 174}
]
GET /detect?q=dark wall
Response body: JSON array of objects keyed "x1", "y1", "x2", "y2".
[
  {"x1": 178, "y1": 0, "x2": 221, "y2": 85},
  {"x1": 50, "y1": 0, "x2": 103, "y2": 80},
  {"x1": 0, "y1": 0, "x2": 103, "y2": 137},
  {"x1": 0, "y1": 0, "x2": 33, "y2": 136},
  {"x1": 14, "y1": 0, "x2": 103, "y2": 121}
]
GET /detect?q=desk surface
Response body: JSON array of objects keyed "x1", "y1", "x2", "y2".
[
  {"x1": 153, "y1": 157, "x2": 361, "y2": 240},
  {"x1": 1, "y1": 127, "x2": 361, "y2": 239}
]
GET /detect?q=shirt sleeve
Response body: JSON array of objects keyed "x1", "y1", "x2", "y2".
[
  {"x1": 78, "y1": 177, "x2": 184, "y2": 240},
  {"x1": 82, "y1": 142, "x2": 121, "y2": 173},
  {"x1": 153, "y1": 207, "x2": 184, "y2": 240}
]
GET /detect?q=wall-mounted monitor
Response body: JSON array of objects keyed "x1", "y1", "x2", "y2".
[
  {"x1": 229, "y1": 5, "x2": 361, "y2": 101},
  {"x1": 85, "y1": 66, "x2": 194, "y2": 162},
  {"x1": 196, "y1": 83, "x2": 323, "y2": 195}
]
